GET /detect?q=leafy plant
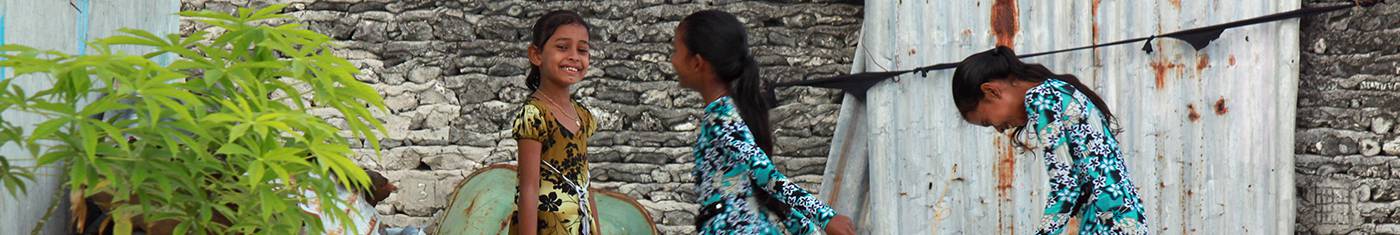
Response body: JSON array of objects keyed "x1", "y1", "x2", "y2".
[{"x1": 0, "y1": 4, "x2": 386, "y2": 234}]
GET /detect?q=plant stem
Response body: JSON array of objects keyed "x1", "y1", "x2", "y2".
[{"x1": 31, "y1": 185, "x2": 66, "y2": 235}]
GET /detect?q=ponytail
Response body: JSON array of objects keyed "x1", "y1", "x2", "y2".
[
  {"x1": 525, "y1": 67, "x2": 542, "y2": 91},
  {"x1": 952, "y1": 46, "x2": 1117, "y2": 143},
  {"x1": 681, "y1": 10, "x2": 776, "y2": 153},
  {"x1": 1015, "y1": 64, "x2": 1114, "y2": 120},
  {"x1": 731, "y1": 54, "x2": 775, "y2": 154}
]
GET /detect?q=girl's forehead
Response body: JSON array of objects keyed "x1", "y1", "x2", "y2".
[{"x1": 549, "y1": 24, "x2": 590, "y2": 40}]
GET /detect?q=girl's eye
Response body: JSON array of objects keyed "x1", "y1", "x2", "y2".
[{"x1": 556, "y1": 45, "x2": 568, "y2": 50}]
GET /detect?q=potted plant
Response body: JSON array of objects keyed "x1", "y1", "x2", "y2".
[{"x1": 0, "y1": 4, "x2": 387, "y2": 234}]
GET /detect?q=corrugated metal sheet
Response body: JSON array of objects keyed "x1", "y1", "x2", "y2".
[
  {"x1": 0, "y1": 1, "x2": 179, "y2": 234},
  {"x1": 819, "y1": 0, "x2": 1299, "y2": 234}
]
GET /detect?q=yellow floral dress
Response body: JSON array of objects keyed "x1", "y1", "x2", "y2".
[{"x1": 509, "y1": 97, "x2": 599, "y2": 235}]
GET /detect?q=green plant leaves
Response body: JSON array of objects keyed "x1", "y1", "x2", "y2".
[
  {"x1": 28, "y1": 118, "x2": 69, "y2": 144},
  {"x1": 0, "y1": 3, "x2": 386, "y2": 234}
]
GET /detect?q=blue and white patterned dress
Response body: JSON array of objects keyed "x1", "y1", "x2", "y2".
[
  {"x1": 692, "y1": 96, "x2": 836, "y2": 235},
  {"x1": 1024, "y1": 79, "x2": 1149, "y2": 235}
]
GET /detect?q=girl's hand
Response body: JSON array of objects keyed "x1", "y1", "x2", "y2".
[
  {"x1": 825, "y1": 215, "x2": 856, "y2": 235},
  {"x1": 1066, "y1": 217, "x2": 1081, "y2": 235}
]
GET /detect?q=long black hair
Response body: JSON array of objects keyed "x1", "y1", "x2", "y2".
[
  {"x1": 525, "y1": 10, "x2": 591, "y2": 91},
  {"x1": 951, "y1": 46, "x2": 1115, "y2": 132},
  {"x1": 680, "y1": 10, "x2": 775, "y2": 154}
]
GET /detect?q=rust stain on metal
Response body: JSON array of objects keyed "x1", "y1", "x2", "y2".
[
  {"x1": 1008, "y1": 218, "x2": 1016, "y2": 235},
  {"x1": 962, "y1": 29, "x2": 974, "y2": 36},
  {"x1": 990, "y1": 0, "x2": 1020, "y2": 47},
  {"x1": 344, "y1": 190, "x2": 361, "y2": 214},
  {"x1": 1214, "y1": 98, "x2": 1229, "y2": 115},
  {"x1": 1187, "y1": 103, "x2": 1200, "y2": 122},
  {"x1": 1196, "y1": 53, "x2": 1210, "y2": 71},
  {"x1": 1228, "y1": 54, "x2": 1237, "y2": 66},
  {"x1": 1149, "y1": 60, "x2": 1180, "y2": 89},
  {"x1": 463, "y1": 198, "x2": 477, "y2": 216},
  {"x1": 993, "y1": 137, "x2": 1016, "y2": 235},
  {"x1": 1168, "y1": 0, "x2": 1182, "y2": 9},
  {"x1": 825, "y1": 112, "x2": 862, "y2": 204},
  {"x1": 499, "y1": 212, "x2": 512, "y2": 234},
  {"x1": 1091, "y1": 0, "x2": 1102, "y2": 64},
  {"x1": 1090, "y1": 0, "x2": 1101, "y2": 43},
  {"x1": 994, "y1": 138, "x2": 1015, "y2": 197},
  {"x1": 365, "y1": 217, "x2": 379, "y2": 235}
]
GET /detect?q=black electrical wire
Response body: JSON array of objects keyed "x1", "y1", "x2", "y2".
[{"x1": 766, "y1": 1, "x2": 1382, "y2": 106}]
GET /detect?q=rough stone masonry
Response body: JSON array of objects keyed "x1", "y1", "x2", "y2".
[
  {"x1": 180, "y1": 0, "x2": 861, "y2": 233},
  {"x1": 1296, "y1": 0, "x2": 1400, "y2": 234}
]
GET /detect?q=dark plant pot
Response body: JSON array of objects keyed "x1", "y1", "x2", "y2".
[{"x1": 86, "y1": 191, "x2": 229, "y2": 235}]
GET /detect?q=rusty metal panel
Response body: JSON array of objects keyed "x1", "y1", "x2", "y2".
[
  {"x1": 820, "y1": 0, "x2": 1299, "y2": 234},
  {"x1": 0, "y1": 1, "x2": 179, "y2": 234}
]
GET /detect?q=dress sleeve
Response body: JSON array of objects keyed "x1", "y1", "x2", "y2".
[
  {"x1": 580, "y1": 104, "x2": 598, "y2": 137},
  {"x1": 512, "y1": 104, "x2": 548, "y2": 141},
  {"x1": 719, "y1": 120, "x2": 837, "y2": 233},
  {"x1": 1026, "y1": 88, "x2": 1086, "y2": 235}
]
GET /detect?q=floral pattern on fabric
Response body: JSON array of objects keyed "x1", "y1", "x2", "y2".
[
  {"x1": 509, "y1": 97, "x2": 598, "y2": 235},
  {"x1": 692, "y1": 96, "x2": 836, "y2": 235},
  {"x1": 1025, "y1": 79, "x2": 1149, "y2": 235}
]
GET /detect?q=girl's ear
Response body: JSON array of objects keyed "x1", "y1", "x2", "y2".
[
  {"x1": 690, "y1": 54, "x2": 709, "y2": 76},
  {"x1": 528, "y1": 44, "x2": 543, "y2": 67},
  {"x1": 980, "y1": 82, "x2": 1001, "y2": 100}
]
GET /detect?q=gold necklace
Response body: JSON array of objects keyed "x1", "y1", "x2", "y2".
[{"x1": 535, "y1": 94, "x2": 581, "y2": 127}]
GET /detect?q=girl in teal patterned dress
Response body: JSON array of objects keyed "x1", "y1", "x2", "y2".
[
  {"x1": 668, "y1": 10, "x2": 855, "y2": 235},
  {"x1": 950, "y1": 46, "x2": 1149, "y2": 235}
]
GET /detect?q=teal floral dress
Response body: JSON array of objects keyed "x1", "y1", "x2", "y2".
[
  {"x1": 692, "y1": 96, "x2": 836, "y2": 235},
  {"x1": 1025, "y1": 79, "x2": 1148, "y2": 235}
]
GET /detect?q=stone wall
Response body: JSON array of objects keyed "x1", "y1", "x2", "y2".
[
  {"x1": 179, "y1": 0, "x2": 861, "y2": 233},
  {"x1": 1295, "y1": 0, "x2": 1400, "y2": 234}
]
